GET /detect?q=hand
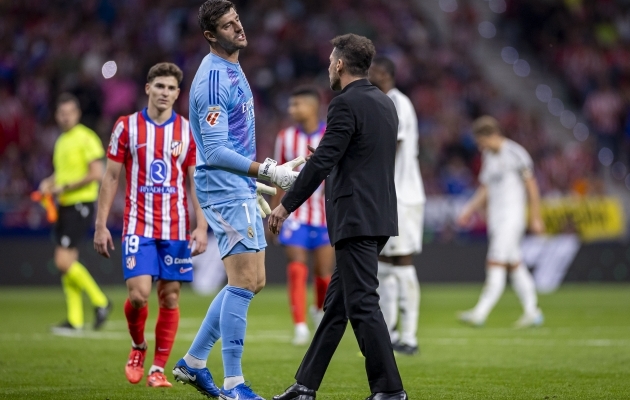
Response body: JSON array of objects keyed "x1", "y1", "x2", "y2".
[
  {"x1": 268, "y1": 204, "x2": 290, "y2": 235},
  {"x1": 258, "y1": 157, "x2": 305, "y2": 191},
  {"x1": 38, "y1": 177, "x2": 55, "y2": 195},
  {"x1": 52, "y1": 185, "x2": 66, "y2": 195},
  {"x1": 306, "y1": 145, "x2": 316, "y2": 161},
  {"x1": 94, "y1": 225, "x2": 114, "y2": 258},
  {"x1": 457, "y1": 207, "x2": 473, "y2": 227},
  {"x1": 529, "y1": 215, "x2": 545, "y2": 235},
  {"x1": 189, "y1": 226, "x2": 208, "y2": 256},
  {"x1": 256, "y1": 182, "x2": 277, "y2": 218}
]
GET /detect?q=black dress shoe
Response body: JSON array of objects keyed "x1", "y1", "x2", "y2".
[
  {"x1": 273, "y1": 382, "x2": 316, "y2": 400},
  {"x1": 366, "y1": 390, "x2": 408, "y2": 400},
  {"x1": 392, "y1": 342, "x2": 419, "y2": 356}
]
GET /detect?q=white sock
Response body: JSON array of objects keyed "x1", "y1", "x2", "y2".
[
  {"x1": 224, "y1": 375, "x2": 245, "y2": 390},
  {"x1": 392, "y1": 266, "x2": 420, "y2": 347},
  {"x1": 132, "y1": 340, "x2": 147, "y2": 350},
  {"x1": 183, "y1": 353, "x2": 206, "y2": 369},
  {"x1": 295, "y1": 322, "x2": 309, "y2": 335},
  {"x1": 377, "y1": 261, "x2": 398, "y2": 338},
  {"x1": 149, "y1": 365, "x2": 164, "y2": 374},
  {"x1": 510, "y1": 263, "x2": 538, "y2": 316},
  {"x1": 472, "y1": 267, "x2": 507, "y2": 320}
]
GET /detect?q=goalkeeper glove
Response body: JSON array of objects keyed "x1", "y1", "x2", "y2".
[
  {"x1": 258, "y1": 157, "x2": 305, "y2": 191},
  {"x1": 255, "y1": 182, "x2": 276, "y2": 218}
]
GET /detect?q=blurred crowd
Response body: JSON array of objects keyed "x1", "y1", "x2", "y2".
[{"x1": 0, "y1": 0, "x2": 602, "y2": 231}]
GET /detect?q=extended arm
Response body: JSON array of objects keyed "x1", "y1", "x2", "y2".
[
  {"x1": 457, "y1": 185, "x2": 488, "y2": 227},
  {"x1": 524, "y1": 174, "x2": 544, "y2": 234},
  {"x1": 94, "y1": 159, "x2": 123, "y2": 258},
  {"x1": 187, "y1": 166, "x2": 209, "y2": 256},
  {"x1": 54, "y1": 160, "x2": 104, "y2": 195}
]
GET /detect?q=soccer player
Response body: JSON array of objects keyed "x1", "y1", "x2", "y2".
[
  {"x1": 171, "y1": 1, "x2": 304, "y2": 399},
  {"x1": 38, "y1": 93, "x2": 111, "y2": 333},
  {"x1": 457, "y1": 116, "x2": 545, "y2": 328},
  {"x1": 93, "y1": 62, "x2": 208, "y2": 387},
  {"x1": 272, "y1": 86, "x2": 334, "y2": 346},
  {"x1": 369, "y1": 56, "x2": 425, "y2": 355}
]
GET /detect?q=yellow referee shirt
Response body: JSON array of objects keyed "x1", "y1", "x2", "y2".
[{"x1": 53, "y1": 124, "x2": 104, "y2": 206}]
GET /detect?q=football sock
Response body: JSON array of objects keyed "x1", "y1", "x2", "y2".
[
  {"x1": 61, "y1": 273, "x2": 84, "y2": 327},
  {"x1": 153, "y1": 307, "x2": 179, "y2": 368},
  {"x1": 510, "y1": 263, "x2": 538, "y2": 316},
  {"x1": 472, "y1": 267, "x2": 506, "y2": 320},
  {"x1": 66, "y1": 261, "x2": 108, "y2": 307},
  {"x1": 287, "y1": 262, "x2": 308, "y2": 324},
  {"x1": 224, "y1": 375, "x2": 245, "y2": 390},
  {"x1": 221, "y1": 285, "x2": 254, "y2": 378},
  {"x1": 314, "y1": 275, "x2": 331, "y2": 310},
  {"x1": 187, "y1": 286, "x2": 227, "y2": 364},
  {"x1": 392, "y1": 265, "x2": 420, "y2": 347},
  {"x1": 377, "y1": 261, "x2": 398, "y2": 336},
  {"x1": 124, "y1": 298, "x2": 148, "y2": 347},
  {"x1": 149, "y1": 365, "x2": 164, "y2": 374}
]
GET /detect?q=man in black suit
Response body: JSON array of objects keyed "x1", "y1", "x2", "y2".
[{"x1": 269, "y1": 33, "x2": 407, "y2": 400}]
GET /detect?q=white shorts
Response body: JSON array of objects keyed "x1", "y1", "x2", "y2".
[
  {"x1": 487, "y1": 225, "x2": 525, "y2": 265},
  {"x1": 381, "y1": 203, "x2": 424, "y2": 257}
]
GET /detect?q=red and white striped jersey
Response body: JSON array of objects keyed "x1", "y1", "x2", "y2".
[
  {"x1": 274, "y1": 122, "x2": 326, "y2": 227},
  {"x1": 107, "y1": 108, "x2": 196, "y2": 241}
]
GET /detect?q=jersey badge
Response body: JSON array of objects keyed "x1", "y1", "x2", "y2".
[
  {"x1": 171, "y1": 141, "x2": 183, "y2": 157},
  {"x1": 126, "y1": 256, "x2": 136, "y2": 270},
  {"x1": 247, "y1": 226, "x2": 254, "y2": 239},
  {"x1": 206, "y1": 105, "x2": 221, "y2": 127}
]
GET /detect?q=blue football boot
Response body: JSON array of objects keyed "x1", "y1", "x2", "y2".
[
  {"x1": 220, "y1": 382, "x2": 265, "y2": 400},
  {"x1": 173, "y1": 358, "x2": 221, "y2": 398}
]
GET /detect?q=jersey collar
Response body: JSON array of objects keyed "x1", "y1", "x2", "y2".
[{"x1": 141, "y1": 108, "x2": 176, "y2": 127}]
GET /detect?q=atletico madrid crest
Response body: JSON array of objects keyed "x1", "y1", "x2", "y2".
[
  {"x1": 126, "y1": 256, "x2": 136, "y2": 270},
  {"x1": 171, "y1": 140, "x2": 183, "y2": 157}
]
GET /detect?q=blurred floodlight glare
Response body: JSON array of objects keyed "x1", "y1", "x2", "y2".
[
  {"x1": 478, "y1": 21, "x2": 496, "y2": 38},
  {"x1": 536, "y1": 84, "x2": 552, "y2": 102},
  {"x1": 513, "y1": 59, "x2": 530, "y2": 77},
  {"x1": 489, "y1": 0, "x2": 507, "y2": 13},
  {"x1": 573, "y1": 123, "x2": 589, "y2": 141},
  {"x1": 560, "y1": 110, "x2": 576, "y2": 129},
  {"x1": 547, "y1": 98, "x2": 564, "y2": 116},
  {"x1": 598, "y1": 148, "x2": 614, "y2": 167},
  {"x1": 439, "y1": 0, "x2": 458, "y2": 12},
  {"x1": 101, "y1": 61, "x2": 117, "y2": 79},
  {"x1": 612, "y1": 162, "x2": 627, "y2": 180},
  {"x1": 501, "y1": 47, "x2": 519, "y2": 64}
]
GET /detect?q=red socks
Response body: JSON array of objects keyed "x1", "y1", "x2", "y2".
[
  {"x1": 315, "y1": 276, "x2": 331, "y2": 310},
  {"x1": 288, "y1": 262, "x2": 308, "y2": 324},
  {"x1": 153, "y1": 307, "x2": 180, "y2": 368},
  {"x1": 124, "y1": 299, "x2": 148, "y2": 347}
]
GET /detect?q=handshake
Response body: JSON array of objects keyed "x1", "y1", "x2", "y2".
[{"x1": 255, "y1": 157, "x2": 305, "y2": 217}]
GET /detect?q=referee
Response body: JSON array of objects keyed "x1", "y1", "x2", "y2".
[{"x1": 39, "y1": 93, "x2": 111, "y2": 333}]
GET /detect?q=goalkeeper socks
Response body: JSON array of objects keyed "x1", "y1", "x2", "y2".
[
  {"x1": 377, "y1": 261, "x2": 398, "y2": 335},
  {"x1": 510, "y1": 264, "x2": 538, "y2": 316},
  {"x1": 62, "y1": 273, "x2": 84, "y2": 327},
  {"x1": 124, "y1": 299, "x2": 148, "y2": 347},
  {"x1": 224, "y1": 375, "x2": 245, "y2": 390},
  {"x1": 153, "y1": 307, "x2": 179, "y2": 368},
  {"x1": 314, "y1": 275, "x2": 331, "y2": 310},
  {"x1": 472, "y1": 267, "x2": 506, "y2": 321},
  {"x1": 187, "y1": 286, "x2": 227, "y2": 364},
  {"x1": 287, "y1": 262, "x2": 308, "y2": 324},
  {"x1": 221, "y1": 286, "x2": 254, "y2": 378},
  {"x1": 392, "y1": 266, "x2": 420, "y2": 347},
  {"x1": 66, "y1": 262, "x2": 108, "y2": 307}
]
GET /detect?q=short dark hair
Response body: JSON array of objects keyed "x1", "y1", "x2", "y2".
[
  {"x1": 290, "y1": 85, "x2": 321, "y2": 102},
  {"x1": 56, "y1": 93, "x2": 80, "y2": 110},
  {"x1": 472, "y1": 115, "x2": 502, "y2": 136},
  {"x1": 198, "y1": 0, "x2": 236, "y2": 34},
  {"x1": 372, "y1": 56, "x2": 396, "y2": 79},
  {"x1": 147, "y1": 62, "x2": 183, "y2": 85},
  {"x1": 330, "y1": 34, "x2": 376, "y2": 77}
]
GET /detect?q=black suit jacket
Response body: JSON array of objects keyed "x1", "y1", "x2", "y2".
[{"x1": 282, "y1": 79, "x2": 398, "y2": 244}]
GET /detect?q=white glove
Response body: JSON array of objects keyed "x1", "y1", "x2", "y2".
[
  {"x1": 258, "y1": 157, "x2": 305, "y2": 191},
  {"x1": 255, "y1": 182, "x2": 276, "y2": 218}
]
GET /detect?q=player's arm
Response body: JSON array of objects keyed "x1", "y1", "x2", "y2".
[
  {"x1": 94, "y1": 159, "x2": 123, "y2": 258},
  {"x1": 38, "y1": 174, "x2": 56, "y2": 194},
  {"x1": 457, "y1": 185, "x2": 487, "y2": 227},
  {"x1": 54, "y1": 159, "x2": 104, "y2": 195},
  {"x1": 187, "y1": 166, "x2": 208, "y2": 256},
  {"x1": 524, "y1": 172, "x2": 544, "y2": 234}
]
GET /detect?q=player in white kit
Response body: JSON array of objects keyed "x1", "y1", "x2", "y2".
[
  {"x1": 457, "y1": 116, "x2": 545, "y2": 328},
  {"x1": 369, "y1": 56, "x2": 425, "y2": 355}
]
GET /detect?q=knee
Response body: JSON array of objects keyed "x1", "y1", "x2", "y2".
[
  {"x1": 158, "y1": 290, "x2": 180, "y2": 309},
  {"x1": 128, "y1": 289, "x2": 150, "y2": 309},
  {"x1": 54, "y1": 253, "x2": 74, "y2": 273},
  {"x1": 346, "y1": 292, "x2": 378, "y2": 317},
  {"x1": 254, "y1": 277, "x2": 266, "y2": 294}
]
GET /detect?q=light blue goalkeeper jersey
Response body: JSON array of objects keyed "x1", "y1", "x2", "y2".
[{"x1": 190, "y1": 52, "x2": 257, "y2": 206}]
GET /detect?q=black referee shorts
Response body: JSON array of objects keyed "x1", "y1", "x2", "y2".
[{"x1": 54, "y1": 202, "x2": 95, "y2": 249}]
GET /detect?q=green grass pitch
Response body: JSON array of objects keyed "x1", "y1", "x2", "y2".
[{"x1": 0, "y1": 284, "x2": 629, "y2": 399}]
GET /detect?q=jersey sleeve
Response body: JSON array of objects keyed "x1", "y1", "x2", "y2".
[
  {"x1": 107, "y1": 117, "x2": 129, "y2": 163},
  {"x1": 84, "y1": 129, "x2": 105, "y2": 163},
  {"x1": 478, "y1": 152, "x2": 489, "y2": 185},
  {"x1": 184, "y1": 128, "x2": 197, "y2": 168},
  {"x1": 274, "y1": 129, "x2": 286, "y2": 164},
  {"x1": 513, "y1": 144, "x2": 534, "y2": 178},
  {"x1": 194, "y1": 69, "x2": 252, "y2": 175}
]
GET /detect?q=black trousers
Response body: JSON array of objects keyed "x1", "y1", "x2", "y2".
[{"x1": 295, "y1": 236, "x2": 403, "y2": 393}]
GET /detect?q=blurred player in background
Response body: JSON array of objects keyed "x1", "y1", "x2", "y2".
[
  {"x1": 369, "y1": 56, "x2": 425, "y2": 355},
  {"x1": 39, "y1": 93, "x2": 112, "y2": 334},
  {"x1": 457, "y1": 116, "x2": 545, "y2": 328},
  {"x1": 172, "y1": 2, "x2": 303, "y2": 399},
  {"x1": 271, "y1": 86, "x2": 334, "y2": 346},
  {"x1": 94, "y1": 62, "x2": 208, "y2": 387}
]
